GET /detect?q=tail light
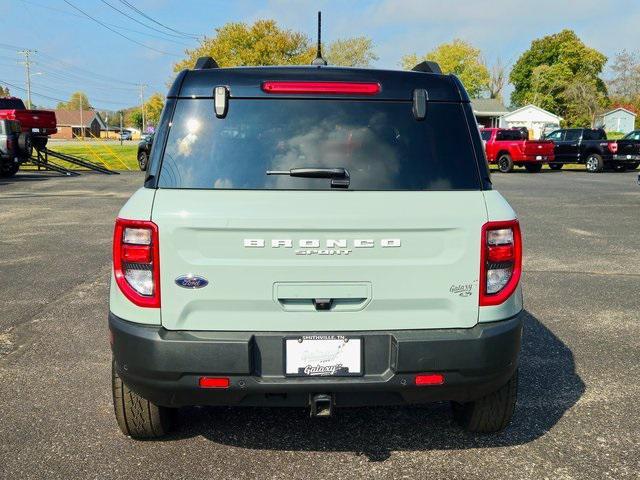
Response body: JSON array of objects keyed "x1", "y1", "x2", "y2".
[
  {"x1": 608, "y1": 142, "x2": 618, "y2": 154},
  {"x1": 261, "y1": 81, "x2": 380, "y2": 95},
  {"x1": 113, "y1": 218, "x2": 160, "y2": 308},
  {"x1": 479, "y1": 220, "x2": 522, "y2": 306}
]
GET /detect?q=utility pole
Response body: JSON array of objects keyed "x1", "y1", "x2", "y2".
[
  {"x1": 120, "y1": 111, "x2": 124, "y2": 146},
  {"x1": 139, "y1": 83, "x2": 147, "y2": 135},
  {"x1": 79, "y1": 94, "x2": 84, "y2": 141},
  {"x1": 18, "y1": 49, "x2": 37, "y2": 109}
]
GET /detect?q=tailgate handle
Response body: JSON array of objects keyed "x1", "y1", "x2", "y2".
[
  {"x1": 274, "y1": 282, "x2": 371, "y2": 312},
  {"x1": 313, "y1": 298, "x2": 333, "y2": 311}
]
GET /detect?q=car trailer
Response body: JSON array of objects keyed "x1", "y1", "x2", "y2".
[{"x1": 29, "y1": 147, "x2": 119, "y2": 176}]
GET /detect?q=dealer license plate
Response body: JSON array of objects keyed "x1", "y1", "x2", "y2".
[{"x1": 285, "y1": 335, "x2": 362, "y2": 377}]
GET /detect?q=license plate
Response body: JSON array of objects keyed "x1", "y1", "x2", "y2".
[
  {"x1": 31, "y1": 128, "x2": 41, "y2": 133},
  {"x1": 285, "y1": 335, "x2": 362, "y2": 377},
  {"x1": 536, "y1": 155, "x2": 542, "y2": 160},
  {"x1": 627, "y1": 155, "x2": 632, "y2": 159}
]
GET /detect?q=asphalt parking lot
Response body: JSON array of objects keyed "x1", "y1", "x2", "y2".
[{"x1": 0, "y1": 169, "x2": 639, "y2": 479}]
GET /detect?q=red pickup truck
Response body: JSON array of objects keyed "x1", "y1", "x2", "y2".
[
  {"x1": 481, "y1": 128, "x2": 555, "y2": 173},
  {"x1": 0, "y1": 97, "x2": 57, "y2": 150}
]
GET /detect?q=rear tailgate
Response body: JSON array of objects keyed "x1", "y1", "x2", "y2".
[
  {"x1": 153, "y1": 190, "x2": 487, "y2": 332},
  {"x1": 524, "y1": 140, "x2": 554, "y2": 158},
  {"x1": 616, "y1": 139, "x2": 640, "y2": 157},
  {"x1": 13, "y1": 110, "x2": 57, "y2": 134}
]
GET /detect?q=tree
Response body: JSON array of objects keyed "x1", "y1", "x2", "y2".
[
  {"x1": 145, "y1": 93, "x2": 164, "y2": 127},
  {"x1": 128, "y1": 110, "x2": 143, "y2": 130},
  {"x1": 57, "y1": 91, "x2": 92, "y2": 110},
  {"x1": 563, "y1": 77, "x2": 607, "y2": 127},
  {"x1": 401, "y1": 40, "x2": 490, "y2": 98},
  {"x1": 607, "y1": 50, "x2": 640, "y2": 99},
  {"x1": 487, "y1": 57, "x2": 507, "y2": 100},
  {"x1": 325, "y1": 37, "x2": 378, "y2": 67},
  {"x1": 510, "y1": 30, "x2": 607, "y2": 124},
  {"x1": 0, "y1": 85, "x2": 10, "y2": 97},
  {"x1": 173, "y1": 19, "x2": 377, "y2": 71}
]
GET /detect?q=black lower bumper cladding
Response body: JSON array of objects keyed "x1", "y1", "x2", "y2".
[{"x1": 109, "y1": 312, "x2": 522, "y2": 408}]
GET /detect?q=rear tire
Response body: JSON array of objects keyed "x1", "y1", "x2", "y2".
[
  {"x1": 18, "y1": 132, "x2": 33, "y2": 158},
  {"x1": 32, "y1": 136, "x2": 48, "y2": 151},
  {"x1": 585, "y1": 153, "x2": 603, "y2": 173},
  {"x1": 497, "y1": 154, "x2": 514, "y2": 173},
  {"x1": 0, "y1": 162, "x2": 19, "y2": 178},
  {"x1": 524, "y1": 163, "x2": 543, "y2": 173},
  {"x1": 112, "y1": 360, "x2": 175, "y2": 439},
  {"x1": 549, "y1": 163, "x2": 563, "y2": 170},
  {"x1": 137, "y1": 151, "x2": 149, "y2": 171},
  {"x1": 451, "y1": 370, "x2": 518, "y2": 433},
  {"x1": 629, "y1": 162, "x2": 640, "y2": 170}
]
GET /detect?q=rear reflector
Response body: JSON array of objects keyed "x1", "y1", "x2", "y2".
[
  {"x1": 261, "y1": 81, "x2": 380, "y2": 95},
  {"x1": 199, "y1": 377, "x2": 230, "y2": 389},
  {"x1": 415, "y1": 373, "x2": 445, "y2": 386}
]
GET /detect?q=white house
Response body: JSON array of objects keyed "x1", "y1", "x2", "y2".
[
  {"x1": 499, "y1": 104, "x2": 562, "y2": 139},
  {"x1": 596, "y1": 108, "x2": 636, "y2": 134}
]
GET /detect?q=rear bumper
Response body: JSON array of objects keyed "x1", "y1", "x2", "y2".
[
  {"x1": 520, "y1": 155, "x2": 551, "y2": 163},
  {"x1": 109, "y1": 312, "x2": 523, "y2": 408},
  {"x1": 613, "y1": 154, "x2": 640, "y2": 162}
]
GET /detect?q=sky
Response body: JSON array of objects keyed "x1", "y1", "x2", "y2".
[{"x1": 1, "y1": 0, "x2": 639, "y2": 111}]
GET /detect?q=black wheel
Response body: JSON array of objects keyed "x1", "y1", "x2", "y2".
[
  {"x1": 137, "y1": 151, "x2": 149, "y2": 171},
  {"x1": 451, "y1": 370, "x2": 518, "y2": 433},
  {"x1": 112, "y1": 360, "x2": 175, "y2": 439},
  {"x1": 629, "y1": 162, "x2": 640, "y2": 170},
  {"x1": 18, "y1": 132, "x2": 33, "y2": 158},
  {"x1": 497, "y1": 154, "x2": 514, "y2": 173},
  {"x1": 585, "y1": 153, "x2": 603, "y2": 173},
  {"x1": 613, "y1": 164, "x2": 627, "y2": 172},
  {"x1": 0, "y1": 161, "x2": 20, "y2": 178},
  {"x1": 549, "y1": 163, "x2": 563, "y2": 170},
  {"x1": 524, "y1": 163, "x2": 543, "y2": 173}
]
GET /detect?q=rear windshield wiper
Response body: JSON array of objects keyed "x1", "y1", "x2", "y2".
[{"x1": 266, "y1": 167, "x2": 350, "y2": 189}]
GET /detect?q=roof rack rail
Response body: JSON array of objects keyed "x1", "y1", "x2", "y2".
[
  {"x1": 194, "y1": 56, "x2": 219, "y2": 70},
  {"x1": 412, "y1": 61, "x2": 442, "y2": 74}
]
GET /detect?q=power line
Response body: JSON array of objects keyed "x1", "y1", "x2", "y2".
[
  {"x1": 19, "y1": 0, "x2": 194, "y2": 46},
  {"x1": 62, "y1": 0, "x2": 181, "y2": 57},
  {"x1": 98, "y1": 0, "x2": 195, "y2": 42},
  {"x1": 118, "y1": 0, "x2": 200, "y2": 39}
]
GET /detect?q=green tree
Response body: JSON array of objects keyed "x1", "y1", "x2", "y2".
[
  {"x1": 57, "y1": 91, "x2": 92, "y2": 110},
  {"x1": 173, "y1": 19, "x2": 377, "y2": 70},
  {"x1": 145, "y1": 93, "x2": 164, "y2": 127},
  {"x1": 510, "y1": 30, "x2": 607, "y2": 124},
  {"x1": 401, "y1": 39, "x2": 490, "y2": 98},
  {"x1": 325, "y1": 37, "x2": 378, "y2": 67},
  {"x1": 128, "y1": 110, "x2": 143, "y2": 130},
  {"x1": 0, "y1": 85, "x2": 10, "y2": 97}
]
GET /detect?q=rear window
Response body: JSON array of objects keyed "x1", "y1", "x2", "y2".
[
  {"x1": 496, "y1": 130, "x2": 525, "y2": 141},
  {"x1": 0, "y1": 98, "x2": 26, "y2": 110},
  {"x1": 157, "y1": 99, "x2": 481, "y2": 191},
  {"x1": 583, "y1": 129, "x2": 606, "y2": 140}
]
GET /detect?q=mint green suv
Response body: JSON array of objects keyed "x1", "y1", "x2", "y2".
[{"x1": 109, "y1": 58, "x2": 523, "y2": 439}]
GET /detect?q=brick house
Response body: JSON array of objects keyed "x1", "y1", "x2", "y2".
[{"x1": 50, "y1": 110, "x2": 107, "y2": 139}]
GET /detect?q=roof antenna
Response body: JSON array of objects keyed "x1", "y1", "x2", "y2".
[{"x1": 311, "y1": 11, "x2": 327, "y2": 66}]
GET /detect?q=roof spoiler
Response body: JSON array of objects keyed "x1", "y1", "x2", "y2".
[
  {"x1": 194, "y1": 56, "x2": 219, "y2": 70},
  {"x1": 411, "y1": 61, "x2": 442, "y2": 74}
]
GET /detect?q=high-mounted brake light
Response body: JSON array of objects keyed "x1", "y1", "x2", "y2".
[
  {"x1": 261, "y1": 81, "x2": 380, "y2": 95},
  {"x1": 113, "y1": 218, "x2": 160, "y2": 308},
  {"x1": 479, "y1": 220, "x2": 522, "y2": 306}
]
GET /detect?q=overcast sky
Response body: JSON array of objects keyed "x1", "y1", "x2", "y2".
[{"x1": 1, "y1": 0, "x2": 639, "y2": 110}]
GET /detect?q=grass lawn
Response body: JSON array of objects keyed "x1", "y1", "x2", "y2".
[{"x1": 26, "y1": 143, "x2": 139, "y2": 171}]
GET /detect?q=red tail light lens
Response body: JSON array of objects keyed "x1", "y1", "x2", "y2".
[
  {"x1": 261, "y1": 81, "x2": 380, "y2": 95},
  {"x1": 415, "y1": 373, "x2": 445, "y2": 386},
  {"x1": 113, "y1": 218, "x2": 160, "y2": 308},
  {"x1": 479, "y1": 220, "x2": 522, "y2": 306},
  {"x1": 199, "y1": 377, "x2": 230, "y2": 389},
  {"x1": 608, "y1": 142, "x2": 618, "y2": 153}
]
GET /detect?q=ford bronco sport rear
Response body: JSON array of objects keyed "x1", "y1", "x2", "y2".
[{"x1": 109, "y1": 58, "x2": 523, "y2": 439}]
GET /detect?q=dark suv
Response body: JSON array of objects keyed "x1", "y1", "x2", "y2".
[{"x1": 0, "y1": 119, "x2": 32, "y2": 177}]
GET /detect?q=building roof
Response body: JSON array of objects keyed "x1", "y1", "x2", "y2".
[
  {"x1": 471, "y1": 98, "x2": 509, "y2": 116},
  {"x1": 54, "y1": 109, "x2": 107, "y2": 129},
  {"x1": 501, "y1": 104, "x2": 562, "y2": 121},
  {"x1": 600, "y1": 107, "x2": 637, "y2": 118}
]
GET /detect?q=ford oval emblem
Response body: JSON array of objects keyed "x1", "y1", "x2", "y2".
[{"x1": 175, "y1": 275, "x2": 209, "y2": 289}]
